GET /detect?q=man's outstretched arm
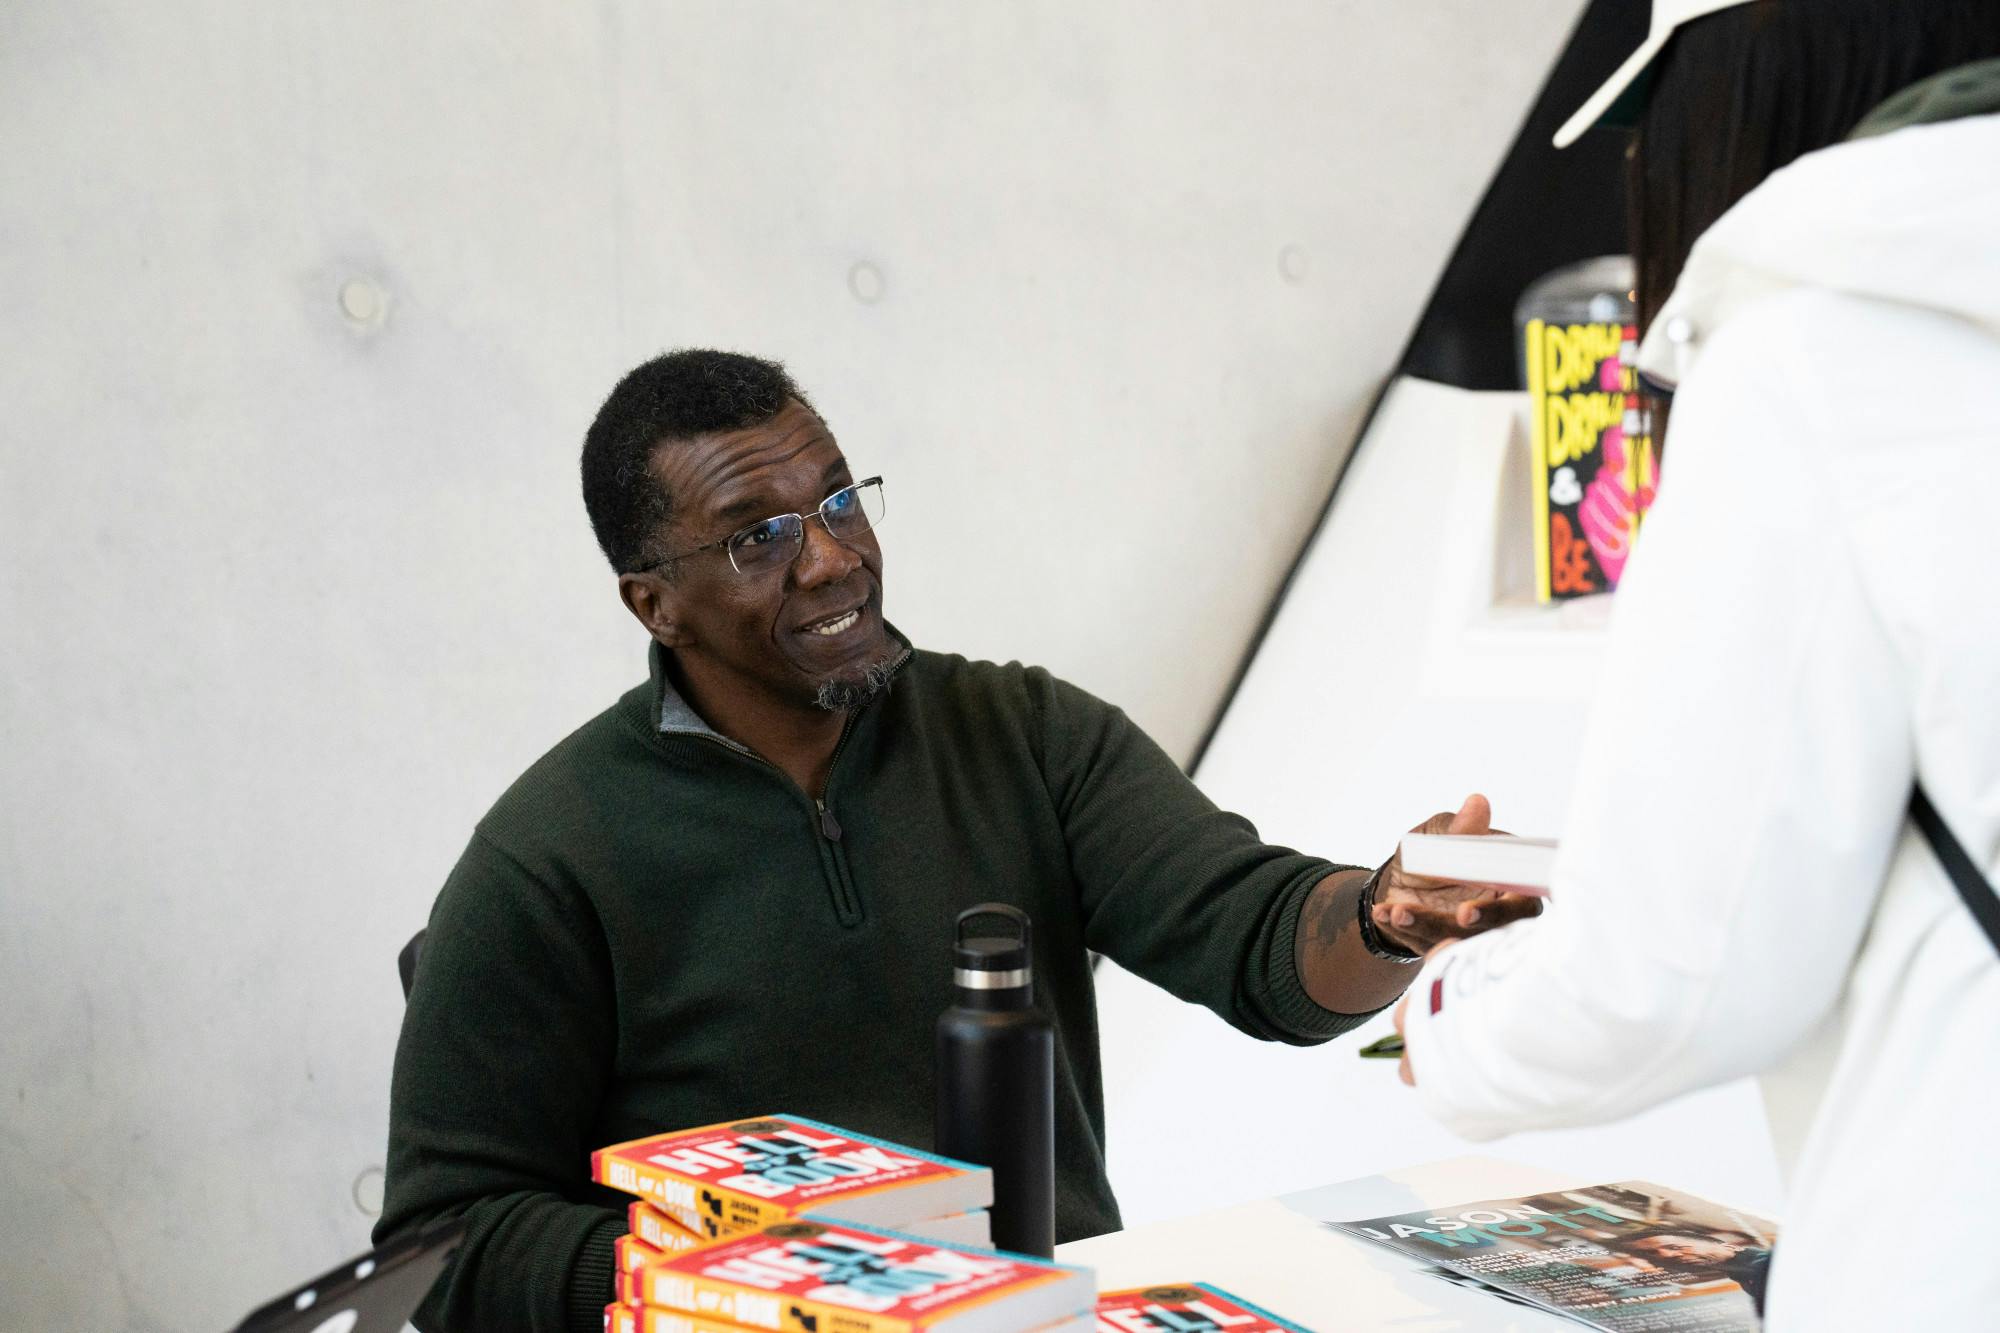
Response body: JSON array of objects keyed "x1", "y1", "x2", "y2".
[{"x1": 1034, "y1": 668, "x2": 1531, "y2": 1038}]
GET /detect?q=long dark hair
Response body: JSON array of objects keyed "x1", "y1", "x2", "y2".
[{"x1": 1629, "y1": 0, "x2": 2000, "y2": 339}]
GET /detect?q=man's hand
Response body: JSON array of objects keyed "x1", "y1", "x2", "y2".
[
  {"x1": 1370, "y1": 794, "x2": 1542, "y2": 955},
  {"x1": 1292, "y1": 794, "x2": 1541, "y2": 1018}
]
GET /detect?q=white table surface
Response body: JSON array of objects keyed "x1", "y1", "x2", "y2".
[{"x1": 1056, "y1": 1156, "x2": 1596, "y2": 1331}]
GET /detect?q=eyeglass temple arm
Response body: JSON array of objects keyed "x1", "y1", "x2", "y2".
[{"x1": 632, "y1": 476, "x2": 883, "y2": 571}]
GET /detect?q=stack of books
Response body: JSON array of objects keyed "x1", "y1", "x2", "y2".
[
  {"x1": 605, "y1": 1218, "x2": 1096, "y2": 1333},
  {"x1": 1094, "y1": 1284, "x2": 1311, "y2": 1333},
  {"x1": 596, "y1": 1116, "x2": 1094, "y2": 1332},
  {"x1": 594, "y1": 1115, "x2": 997, "y2": 1250}
]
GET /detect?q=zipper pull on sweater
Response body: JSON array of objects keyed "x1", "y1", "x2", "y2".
[{"x1": 816, "y1": 800, "x2": 843, "y2": 841}]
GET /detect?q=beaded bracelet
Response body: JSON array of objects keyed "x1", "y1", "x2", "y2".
[{"x1": 1357, "y1": 861, "x2": 1423, "y2": 964}]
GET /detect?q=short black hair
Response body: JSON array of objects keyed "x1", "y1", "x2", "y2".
[{"x1": 580, "y1": 348, "x2": 816, "y2": 574}]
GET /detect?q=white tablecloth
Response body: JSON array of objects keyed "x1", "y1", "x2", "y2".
[{"x1": 1057, "y1": 1156, "x2": 1596, "y2": 1331}]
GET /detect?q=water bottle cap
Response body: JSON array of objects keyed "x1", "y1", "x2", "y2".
[{"x1": 953, "y1": 903, "x2": 1032, "y2": 986}]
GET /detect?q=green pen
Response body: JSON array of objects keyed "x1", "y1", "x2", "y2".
[{"x1": 1357, "y1": 1034, "x2": 1405, "y2": 1060}]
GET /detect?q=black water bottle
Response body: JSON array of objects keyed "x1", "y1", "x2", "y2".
[{"x1": 935, "y1": 903, "x2": 1055, "y2": 1258}]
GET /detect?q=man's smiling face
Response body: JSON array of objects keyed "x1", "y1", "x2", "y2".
[{"x1": 640, "y1": 398, "x2": 894, "y2": 715}]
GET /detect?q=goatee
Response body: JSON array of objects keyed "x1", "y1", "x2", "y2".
[{"x1": 813, "y1": 656, "x2": 899, "y2": 712}]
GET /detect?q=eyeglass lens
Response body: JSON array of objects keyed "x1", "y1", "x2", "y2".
[{"x1": 726, "y1": 479, "x2": 885, "y2": 573}]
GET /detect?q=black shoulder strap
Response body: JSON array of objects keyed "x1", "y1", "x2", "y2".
[{"x1": 1912, "y1": 784, "x2": 2000, "y2": 956}]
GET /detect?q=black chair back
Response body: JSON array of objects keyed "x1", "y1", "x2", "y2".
[{"x1": 398, "y1": 928, "x2": 426, "y2": 1000}]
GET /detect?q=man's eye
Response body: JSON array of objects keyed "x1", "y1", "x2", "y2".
[
  {"x1": 738, "y1": 521, "x2": 784, "y2": 547},
  {"x1": 826, "y1": 489, "x2": 855, "y2": 514}
]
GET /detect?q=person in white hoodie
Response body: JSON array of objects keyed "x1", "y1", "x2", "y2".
[{"x1": 1390, "y1": 3, "x2": 2000, "y2": 1330}]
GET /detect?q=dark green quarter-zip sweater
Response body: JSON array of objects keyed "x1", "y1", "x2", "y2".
[{"x1": 378, "y1": 637, "x2": 1368, "y2": 1333}]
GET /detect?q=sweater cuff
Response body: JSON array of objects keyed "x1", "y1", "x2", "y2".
[
  {"x1": 1260, "y1": 864, "x2": 1381, "y2": 1042},
  {"x1": 566, "y1": 1215, "x2": 626, "y2": 1333}
]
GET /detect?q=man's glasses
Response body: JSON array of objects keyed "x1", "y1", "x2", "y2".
[{"x1": 636, "y1": 477, "x2": 886, "y2": 576}]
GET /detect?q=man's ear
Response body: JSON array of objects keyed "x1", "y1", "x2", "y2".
[{"x1": 618, "y1": 572, "x2": 689, "y2": 648}]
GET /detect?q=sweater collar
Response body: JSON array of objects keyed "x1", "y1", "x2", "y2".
[{"x1": 647, "y1": 626, "x2": 915, "y2": 747}]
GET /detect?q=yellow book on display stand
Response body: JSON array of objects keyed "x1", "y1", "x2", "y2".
[{"x1": 1525, "y1": 317, "x2": 1656, "y2": 602}]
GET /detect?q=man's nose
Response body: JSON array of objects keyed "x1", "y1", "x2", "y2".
[{"x1": 793, "y1": 518, "x2": 862, "y2": 586}]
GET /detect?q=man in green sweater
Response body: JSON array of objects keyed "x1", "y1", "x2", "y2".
[{"x1": 377, "y1": 349, "x2": 1534, "y2": 1332}]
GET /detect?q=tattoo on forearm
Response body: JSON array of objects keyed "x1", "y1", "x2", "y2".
[
  {"x1": 1309, "y1": 878, "x2": 1359, "y2": 951},
  {"x1": 1297, "y1": 872, "x2": 1362, "y2": 984},
  {"x1": 1296, "y1": 870, "x2": 1415, "y2": 1013}
]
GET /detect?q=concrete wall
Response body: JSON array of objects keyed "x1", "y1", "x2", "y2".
[{"x1": 1, "y1": 3, "x2": 1583, "y2": 1327}]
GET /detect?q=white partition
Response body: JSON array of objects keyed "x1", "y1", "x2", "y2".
[{"x1": 1096, "y1": 379, "x2": 1783, "y2": 1227}]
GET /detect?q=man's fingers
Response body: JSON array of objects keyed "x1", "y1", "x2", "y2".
[
  {"x1": 1411, "y1": 809, "x2": 1459, "y2": 836},
  {"x1": 1455, "y1": 893, "x2": 1543, "y2": 928},
  {"x1": 1480, "y1": 894, "x2": 1544, "y2": 925},
  {"x1": 1405, "y1": 793, "x2": 1497, "y2": 841},
  {"x1": 1381, "y1": 895, "x2": 1541, "y2": 951},
  {"x1": 1376, "y1": 897, "x2": 1536, "y2": 934},
  {"x1": 1447, "y1": 793, "x2": 1491, "y2": 836}
]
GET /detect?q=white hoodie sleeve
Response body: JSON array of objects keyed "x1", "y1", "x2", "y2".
[{"x1": 1403, "y1": 306, "x2": 1915, "y2": 1139}]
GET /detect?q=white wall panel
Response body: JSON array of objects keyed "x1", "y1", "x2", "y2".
[{"x1": 1, "y1": 4, "x2": 1583, "y2": 1328}]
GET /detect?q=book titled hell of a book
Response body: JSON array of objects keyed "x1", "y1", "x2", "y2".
[
  {"x1": 633, "y1": 1219, "x2": 1094, "y2": 1333},
  {"x1": 632, "y1": 1202, "x2": 709, "y2": 1254},
  {"x1": 1095, "y1": 1284, "x2": 1311, "y2": 1333},
  {"x1": 619, "y1": 1234, "x2": 670, "y2": 1283},
  {"x1": 593, "y1": 1116, "x2": 993, "y2": 1239},
  {"x1": 619, "y1": 1308, "x2": 1096, "y2": 1333}
]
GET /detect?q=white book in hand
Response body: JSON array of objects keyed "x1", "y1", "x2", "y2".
[{"x1": 1398, "y1": 834, "x2": 1556, "y2": 894}]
